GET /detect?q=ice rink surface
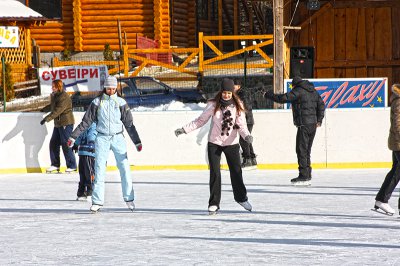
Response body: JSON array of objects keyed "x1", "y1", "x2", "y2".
[{"x1": 1, "y1": 168, "x2": 399, "y2": 265}]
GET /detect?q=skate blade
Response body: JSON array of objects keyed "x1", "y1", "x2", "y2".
[
  {"x1": 242, "y1": 166, "x2": 257, "y2": 171},
  {"x1": 371, "y1": 207, "x2": 394, "y2": 216},
  {"x1": 291, "y1": 181, "x2": 311, "y2": 186},
  {"x1": 208, "y1": 211, "x2": 218, "y2": 215},
  {"x1": 46, "y1": 171, "x2": 60, "y2": 174},
  {"x1": 76, "y1": 197, "x2": 87, "y2": 201}
]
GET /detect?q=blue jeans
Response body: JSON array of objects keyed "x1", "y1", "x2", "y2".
[
  {"x1": 49, "y1": 125, "x2": 77, "y2": 169},
  {"x1": 92, "y1": 133, "x2": 134, "y2": 205}
]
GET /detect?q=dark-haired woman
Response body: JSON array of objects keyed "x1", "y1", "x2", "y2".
[{"x1": 175, "y1": 78, "x2": 253, "y2": 214}]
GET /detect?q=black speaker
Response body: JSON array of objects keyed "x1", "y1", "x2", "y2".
[{"x1": 290, "y1": 47, "x2": 314, "y2": 78}]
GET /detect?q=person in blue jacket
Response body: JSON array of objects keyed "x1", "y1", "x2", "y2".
[
  {"x1": 68, "y1": 76, "x2": 142, "y2": 213},
  {"x1": 73, "y1": 122, "x2": 97, "y2": 201}
]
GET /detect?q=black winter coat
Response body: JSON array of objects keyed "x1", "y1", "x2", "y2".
[
  {"x1": 265, "y1": 80, "x2": 325, "y2": 126},
  {"x1": 237, "y1": 89, "x2": 254, "y2": 125}
]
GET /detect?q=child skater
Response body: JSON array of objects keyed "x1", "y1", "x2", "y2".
[
  {"x1": 175, "y1": 78, "x2": 253, "y2": 214},
  {"x1": 74, "y1": 122, "x2": 97, "y2": 201}
]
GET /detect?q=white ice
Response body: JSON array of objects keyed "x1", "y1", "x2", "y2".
[{"x1": 0, "y1": 168, "x2": 399, "y2": 265}]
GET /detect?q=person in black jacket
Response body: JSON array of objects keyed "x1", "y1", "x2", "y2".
[
  {"x1": 264, "y1": 76, "x2": 325, "y2": 185},
  {"x1": 234, "y1": 80, "x2": 257, "y2": 168}
]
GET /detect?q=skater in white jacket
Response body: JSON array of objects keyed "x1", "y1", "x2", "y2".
[
  {"x1": 68, "y1": 76, "x2": 142, "y2": 213},
  {"x1": 175, "y1": 78, "x2": 253, "y2": 214}
]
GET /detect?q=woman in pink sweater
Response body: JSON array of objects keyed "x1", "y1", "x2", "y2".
[{"x1": 175, "y1": 78, "x2": 253, "y2": 214}]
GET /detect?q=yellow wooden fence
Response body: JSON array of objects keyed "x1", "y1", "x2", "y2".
[{"x1": 53, "y1": 33, "x2": 274, "y2": 79}]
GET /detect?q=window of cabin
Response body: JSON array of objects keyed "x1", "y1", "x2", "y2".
[
  {"x1": 197, "y1": 0, "x2": 208, "y2": 20},
  {"x1": 210, "y1": 0, "x2": 218, "y2": 21},
  {"x1": 28, "y1": 0, "x2": 62, "y2": 20}
]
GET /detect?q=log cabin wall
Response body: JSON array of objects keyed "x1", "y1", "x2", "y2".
[
  {"x1": 170, "y1": 0, "x2": 196, "y2": 47},
  {"x1": 30, "y1": 0, "x2": 172, "y2": 52},
  {"x1": 30, "y1": 0, "x2": 74, "y2": 52},
  {"x1": 288, "y1": 1, "x2": 400, "y2": 87}
]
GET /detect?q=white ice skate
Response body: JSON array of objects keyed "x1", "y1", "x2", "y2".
[
  {"x1": 238, "y1": 201, "x2": 252, "y2": 212},
  {"x1": 76, "y1": 195, "x2": 87, "y2": 201},
  {"x1": 90, "y1": 204, "x2": 102, "y2": 213},
  {"x1": 65, "y1": 168, "x2": 77, "y2": 173},
  {"x1": 126, "y1": 201, "x2": 135, "y2": 212},
  {"x1": 46, "y1": 166, "x2": 60, "y2": 174},
  {"x1": 208, "y1": 205, "x2": 219, "y2": 215},
  {"x1": 372, "y1": 201, "x2": 395, "y2": 216}
]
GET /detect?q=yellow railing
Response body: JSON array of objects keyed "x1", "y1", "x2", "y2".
[
  {"x1": 53, "y1": 33, "x2": 274, "y2": 79},
  {"x1": 199, "y1": 33, "x2": 274, "y2": 72}
]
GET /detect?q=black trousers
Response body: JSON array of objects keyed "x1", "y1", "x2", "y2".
[
  {"x1": 77, "y1": 155, "x2": 95, "y2": 196},
  {"x1": 375, "y1": 151, "x2": 400, "y2": 205},
  {"x1": 239, "y1": 124, "x2": 256, "y2": 159},
  {"x1": 207, "y1": 142, "x2": 248, "y2": 207},
  {"x1": 296, "y1": 124, "x2": 317, "y2": 178}
]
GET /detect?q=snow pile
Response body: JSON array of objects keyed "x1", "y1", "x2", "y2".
[{"x1": 132, "y1": 101, "x2": 207, "y2": 112}]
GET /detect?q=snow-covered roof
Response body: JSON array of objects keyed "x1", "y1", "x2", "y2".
[{"x1": 0, "y1": 0, "x2": 46, "y2": 21}]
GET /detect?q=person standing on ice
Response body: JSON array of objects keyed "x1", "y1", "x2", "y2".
[
  {"x1": 264, "y1": 76, "x2": 325, "y2": 186},
  {"x1": 40, "y1": 79, "x2": 77, "y2": 173},
  {"x1": 67, "y1": 76, "x2": 142, "y2": 213},
  {"x1": 374, "y1": 84, "x2": 400, "y2": 215},
  {"x1": 175, "y1": 78, "x2": 253, "y2": 214},
  {"x1": 73, "y1": 122, "x2": 97, "y2": 202}
]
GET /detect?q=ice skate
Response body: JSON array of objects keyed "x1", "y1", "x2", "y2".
[
  {"x1": 65, "y1": 168, "x2": 77, "y2": 173},
  {"x1": 90, "y1": 204, "x2": 102, "y2": 213},
  {"x1": 241, "y1": 158, "x2": 257, "y2": 170},
  {"x1": 238, "y1": 201, "x2": 252, "y2": 212},
  {"x1": 208, "y1": 205, "x2": 219, "y2": 215},
  {"x1": 291, "y1": 176, "x2": 311, "y2": 186},
  {"x1": 125, "y1": 201, "x2": 135, "y2": 212},
  {"x1": 46, "y1": 166, "x2": 60, "y2": 174},
  {"x1": 76, "y1": 195, "x2": 87, "y2": 201},
  {"x1": 372, "y1": 201, "x2": 395, "y2": 216}
]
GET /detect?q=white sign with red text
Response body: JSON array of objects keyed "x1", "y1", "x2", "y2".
[{"x1": 39, "y1": 65, "x2": 108, "y2": 95}]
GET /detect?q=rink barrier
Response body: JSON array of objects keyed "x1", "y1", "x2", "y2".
[{"x1": 0, "y1": 108, "x2": 392, "y2": 174}]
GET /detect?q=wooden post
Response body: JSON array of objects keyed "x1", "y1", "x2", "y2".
[
  {"x1": 273, "y1": 0, "x2": 284, "y2": 108},
  {"x1": 233, "y1": 0, "x2": 238, "y2": 50},
  {"x1": 218, "y1": 0, "x2": 223, "y2": 50}
]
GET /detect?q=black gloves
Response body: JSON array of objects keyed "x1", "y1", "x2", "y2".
[
  {"x1": 244, "y1": 135, "x2": 253, "y2": 144},
  {"x1": 40, "y1": 119, "x2": 46, "y2": 125},
  {"x1": 72, "y1": 145, "x2": 78, "y2": 153},
  {"x1": 264, "y1": 89, "x2": 274, "y2": 99},
  {"x1": 175, "y1": 128, "x2": 185, "y2": 137}
]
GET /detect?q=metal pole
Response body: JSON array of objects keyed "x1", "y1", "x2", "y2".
[
  {"x1": 2, "y1": 56, "x2": 5, "y2": 112},
  {"x1": 243, "y1": 51, "x2": 247, "y2": 89}
]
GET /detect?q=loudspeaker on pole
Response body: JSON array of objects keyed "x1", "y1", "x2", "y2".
[{"x1": 290, "y1": 47, "x2": 314, "y2": 78}]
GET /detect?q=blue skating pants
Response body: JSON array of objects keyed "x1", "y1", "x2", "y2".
[{"x1": 92, "y1": 133, "x2": 134, "y2": 205}]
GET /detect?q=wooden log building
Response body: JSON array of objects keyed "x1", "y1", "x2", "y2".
[{"x1": 24, "y1": 0, "x2": 400, "y2": 85}]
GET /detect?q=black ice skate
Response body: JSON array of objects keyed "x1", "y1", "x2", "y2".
[
  {"x1": 208, "y1": 205, "x2": 219, "y2": 215},
  {"x1": 241, "y1": 158, "x2": 257, "y2": 170},
  {"x1": 46, "y1": 166, "x2": 60, "y2": 174},
  {"x1": 371, "y1": 201, "x2": 395, "y2": 216},
  {"x1": 291, "y1": 176, "x2": 311, "y2": 186}
]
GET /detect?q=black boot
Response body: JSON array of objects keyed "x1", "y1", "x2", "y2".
[
  {"x1": 251, "y1": 157, "x2": 257, "y2": 166},
  {"x1": 241, "y1": 158, "x2": 253, "y2": 168}
]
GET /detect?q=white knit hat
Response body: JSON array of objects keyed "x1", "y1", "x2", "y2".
[{"x1": 104, "y1": 76, "x2": 118, "y2": 88}]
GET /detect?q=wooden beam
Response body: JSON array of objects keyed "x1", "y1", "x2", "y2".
[
  {"x1": 297, "y1": 2, "x2": 332, "y2": 29},
  {"x1": 273, "y1": 0, "x2": 284, "y2": 98},
  {"x1": 315, "y1": 60, "x2": 400, "y2": 68},
  {"x1": 332, "y1": 1, "x2": 400, "y2": 9}
]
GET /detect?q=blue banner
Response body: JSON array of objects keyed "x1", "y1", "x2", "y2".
[{"x1": 284, "y1": 78, "x2": 388, "y2": 108}]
